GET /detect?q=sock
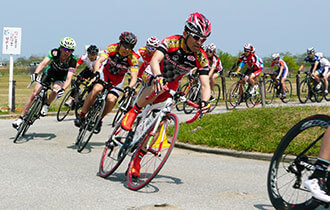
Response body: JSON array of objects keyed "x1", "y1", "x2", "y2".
[{"x1": 310, "y1": 158, "x2": 330, "y2": 179}]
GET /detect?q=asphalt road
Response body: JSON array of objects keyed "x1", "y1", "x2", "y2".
[{"x1": 1, "y1": 101, "x2": 329, "y2": 210}]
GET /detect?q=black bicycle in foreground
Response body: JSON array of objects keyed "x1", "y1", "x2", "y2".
[{"x1": 267, "y1": 114, "x2": 330, "y2": 209}]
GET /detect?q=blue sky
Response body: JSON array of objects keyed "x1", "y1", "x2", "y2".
[{"x1": 1, "y1": 0, "x2": 330, "y2": 59}]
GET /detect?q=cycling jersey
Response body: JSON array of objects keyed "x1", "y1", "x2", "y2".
[
  {"x1": 77, "y1": 53, "x2": 98, "y2": 72},
  {"x1": 137, "y1": 46, "x2": 153, "y2": 78},
  {"x1": 208, "y1": 54, "x2": 223, "y2": 74},
  {"x1": 271, "y1": 59, "x2": 289, "y2": 78},
  {"x1": 304, "y1": 55, "x2": 321, "y2": 71},
  {"x1": 238, "y1": 52, "x2": 262, "y2": 71},
  {"x1": 154, "y1": 34, "x2": 210, "y2": 103},
  {"x1": 319, "y1": 57, "x2": 330, "y2": 76},
  {"x1": 99, "y1": 43, "x2": 139, "y2": 86},
  {"x1": 43, "y1": 48, "x2": 77, "y2": 81}
]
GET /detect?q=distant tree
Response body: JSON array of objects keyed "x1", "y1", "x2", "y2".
[
  {"x1": 282, "y1": 56, "x2": 299, "y2": 73},
  {"x1": 217, "y1": 50, "x2": 237, "y2": 71}
]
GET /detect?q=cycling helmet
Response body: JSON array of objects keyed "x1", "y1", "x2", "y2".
[
  {"x1": 184, "y1": 12, "x2": 212, "y2": 38},
  {"x1": 119, "y1": 32, "x2": 138, "y2": 46},
  {"x1": 243, "y1": 43, "x2": 254, "y2": 52},
  {"x1": 206, "y1": 43, "x2": 217, "y2": 52},
  {"x1": 307, "y1": 47, "x2": 315, "y2": 54},
  {"x1": 146, "y1": 36, "x2": 160, "y2": 47},
  {"x1": 60, "y1": 37, "x2": 76, "y2": 50},
  {"x1": 272, "y1": 53, "x2": 280, "y2": 60},
  {"x1": 316, "y1": 52, "x2": 323, "y2": 58},
  {"x1": 87, "y1": 45, "x2": 99, "y2": 55}
]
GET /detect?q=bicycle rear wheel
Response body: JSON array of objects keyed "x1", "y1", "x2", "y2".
[
  {"x1": 264, "y1": 80, "x2": 275, "y2": 104},
  {"x1": 57, "y1": 89, "x2": 73, "y2": 121},
  {"x1": 183, "y1": 84, "x2": 199, "y2": 114},
  {"x1": 281, "y1": 79, "x2": 292, "y2": 103},
  {"x1": 298, "y1": 79, "x2": 310, "y2": 104},
  {"x1": 312, "y1": 80, "x2": 325, "y2": 103},
  {"x1": 209, "y1": 84, "x2": 221, "y2": 112},
  {"x1": 176, "y1": 82, "x2": 190, "y2": 112},
  {"x1": 267, "y1": 114, "x2": 330, "y2": 209},
  {"x1": 227, "y1": 82, "x2": 241, "y2": 109},
  {"x1": 126, "y1": 113, "x2": 179, "y2": 190},
  {"x1": 99, "y1": 123, "x2": 131, "y2": 178},
  {"x1": 76, "y1": 99, "x2": 105, "y2": 152},
  {"x1": 246, "y1": 87, "x2": 261, "y2": 108}
]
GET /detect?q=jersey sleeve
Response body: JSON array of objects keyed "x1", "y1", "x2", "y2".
[
  {"x1": 128, "y1": 51, "x2": 139, "y2": 72},
  {"x1": 68, "y1": 56, "x2": 77, "y2": 73},
  {"x1": 196, "y1": 49, "x2": 210, "y2": 76}
]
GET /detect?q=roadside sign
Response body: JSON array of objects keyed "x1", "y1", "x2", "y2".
[{"x1": 2, "y1": 27, "x2": 22, "y2": 55}]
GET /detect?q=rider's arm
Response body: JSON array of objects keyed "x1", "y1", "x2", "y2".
[
  {"x1": 199, "y1": 74, "x2": 211, "y2": 102},
  {"x1": 150, "y1": 50, "x2": 165, "y2": 76},
  {"x1": 298, "y1": 63, "x2": 305, "y2": 73},
  {"x1": 93, "y1": 56, "x2": 106, "y2": 73},
  {"x1": 34, "y1": 56, "x2": 50, "y2": 74},
  {"x1": 312, "y1": 61, "x2": 319, "y2": 74},
  {"x1": 277, "y1": 66, "x2": 284, "y2": 79},
  {"x1": 62, "y1": 71, "x2": 74, "y2": 90},
  {"x1": 128, "y1": 69, "x2": 138, "y2": 89}
]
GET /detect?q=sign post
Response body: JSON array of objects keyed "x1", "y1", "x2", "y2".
[{"x1": 2, "y1": 27, "x2": 22, "y2": 112}]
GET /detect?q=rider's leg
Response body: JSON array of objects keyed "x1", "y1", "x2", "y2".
[
  {"x1": 80, "y1": 83, "x2": 104, "y2": 115},
  {"x1": 101, "y1": 93, "x2": 118, "y2": 119},
  {"x1": 280, "y1": 77, "x2": 286, "y2": 95}
]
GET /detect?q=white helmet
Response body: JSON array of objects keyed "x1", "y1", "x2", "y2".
[
  {"x1": 272, "y1": 53, "x2": 280, "y2": 60},
  {"x1": 146, "y1": 36, "x2": 160, "y2": 47},
  {"x1": 316, "y1": 52, "x2": 323, "y2": 58},
  {"x1": 206, "y1": 43, "x2": 217, "y2": 52},
  {"x1": 307, "y1": 47, "x2": 315, "y2": 54},
  {"x1": 243, "y1": 43, "x2": 254, "y2": 52}
]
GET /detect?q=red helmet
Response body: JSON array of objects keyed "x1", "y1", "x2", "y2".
[
  {"x1": 184, "y1": 12, "x2": 211, "y2": 38},
  {"x1": 146, "y1": 36, "x2": 160, "y2": 47}
]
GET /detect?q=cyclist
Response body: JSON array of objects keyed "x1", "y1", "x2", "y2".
[
  {"x1": 137, "y1": 36, "x2": 160, "y2": 81},
  {"x1": 298, "y1": 47, "x2": 323, "y2": 90},
  {"x1": 205, "y1": 43, "x2": 223, "y2": 100},
  {"x1": 315, "y1": 52, "x2": 329, "y2": 95},
  {"x1": 65, "y1": 45, "x2": 99, "y2": 106},
  {"x1": 121, "y1": 12, "x2": 212, "y2": 178},
  {"x1": 234, "y1": 43, "x2": 263, "y2": 96},
  {"x1": 74, "y1": 32, "x2": 139, "y2": 134},
  {"x1": 12, "y1": 37, "x2": 77, "y2": 129},
  {"x1": 304, "y1": 126, "x2": 330, "y2": 203},
  {"x1": 269, "y1": 53, "x2": 289, "y2": 98}
]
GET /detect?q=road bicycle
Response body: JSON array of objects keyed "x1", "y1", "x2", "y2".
[
  {"x1": 111, "y1": 78, "x2": 144, "y2": 127},
  {"x1": 14, "y1": 80, "x2": 55, "y2": 143},
  {"x1": 56, "y1": 75, "x2": 91, "y2": 121},
  {"x1": 264, "y1": 73, "x2": 292, "y2": 104},
  {"x1": 267, "y1": 114, "x2": 330, "y2": 209},
  {"x1": 177, "y1": 72, "x2": 220, "y2": 114},
  {"x1": 75, "y1": 80, "x2": 123, "y2": 153},
  {"x1": 226, "y1": 72, "x2": 261, "y2": 109},
  {"x1": 297, "y1": 72, "x2": 325, "y2": 103},
  {"x1": 99, "y1": 86, "x2": 201, "y2": 190}
]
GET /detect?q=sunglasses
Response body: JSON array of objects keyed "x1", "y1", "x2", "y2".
[
  {"x1": 122, "y1": 42, "x2": 135, "y2": 50},
  {"x1": 146, "y1": 45, "x2": 156, "y2": 51},
  {"x1": 189, "y1": 33, "x2": 206, "y2": 43},
  {"x1": 62, "y1": 47, "x2": 74, "y2": 52}
]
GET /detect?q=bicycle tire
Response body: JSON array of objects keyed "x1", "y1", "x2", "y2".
[
  {"x1": 297, "y1": 79, "x2": 310, "y2": 104},
  {"x1": 76, "y1": 99, "x2": 106, "y2": 153},
  {"x1": 228, "y1": 82, "x2": 241, "y2": 109},
  {"x1": 209, "y1": 84, "x2": 221, "y2": 112},
  {"x1": 126, "y1": 113, "x2": 179, "y2": 190},
  {"x1": 267, "y1": 114, "x2": 330, "y2": 210},
  {"x1": 74, "y1": 88, "x2": 89, "y2": 119},
  {"x1": 281, "y1": 80, "x2": 292, "y2": 103},
  {"x1": 112, "y1": 94, "x2": 132, "y2": 127},
  {"x1": 264, "y1": 80, "x2": 275, "y2": 104},
  {"x1": 14, "y1": 98, "x2": 42, "y2": 143},
  {"x1": 246, "y1": 84, "x2": 261, "y2": 108},
  {"x1": 99, "y1": 122, "x2": 131, "y2": 178},
  {"x1": 57, "y1": 89, "x2": 73, "y2": 121},
  {"x1": 312, "y1": 80, "x2": 325, "y2": 103},
  {"x1": 183, "y1": 84, "x2": 199, "y2": 114},
  {"x1": 325, "y1": 78, "x2": 330, "y2": 101}
]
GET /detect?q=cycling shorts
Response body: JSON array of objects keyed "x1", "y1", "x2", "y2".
[
  {"x1": 275, "y1": 68, "x2": 288, "y2": 79},
  {"x1": 39, "y1": 72, "x2": 64, "y2": 87}
]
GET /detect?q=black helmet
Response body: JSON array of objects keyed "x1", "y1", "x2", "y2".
[
  {"x1": 87, "y1": 45, "x2": 99, "y2": 55},
  {"x1": 119, "y1": 32, "x2": 138, "y2": 49}
]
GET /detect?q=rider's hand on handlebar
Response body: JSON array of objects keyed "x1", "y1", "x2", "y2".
[
  {"x1": 154, "y1": 75, "x2": 165, "y2": 95},
  {"x1": 93, "y1": 71, "x2": 100, "y2": 80},
  {"x1": 124, "y1": 86, "x2": 132, "y2": 97}
]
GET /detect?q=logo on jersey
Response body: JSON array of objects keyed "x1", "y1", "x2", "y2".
[{"x1": 187, "y1": 55, "x2": 195, "y2": 62}]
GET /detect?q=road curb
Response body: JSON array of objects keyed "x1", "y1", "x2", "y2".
[{"x1": 175, "y1": 142, "x2": 273, "y2": 162}]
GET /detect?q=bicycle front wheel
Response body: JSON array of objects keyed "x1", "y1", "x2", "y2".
[
  {"x1": 76, "y1": 99, "x2": 105, "y2": 153},
  {"x1": 57, "y1": 88, "x2": 73, "y2": 121},
  {"x1": 209, "y1": 84, "x2": 221, "y2": 112},
  {"x1": 297, "y1": 79, "x2": 310, "y2": 104},
  {"x1": 280, "y1": 79, "x2": 292, "y2": 103},
  {"x1": 183, "y1": 84, "x2": 199, "y2": 114},
  {"x1": 176, "y1": 82, "x2": 190, "y2": 112},
  {"x1": 74, "y1": 88, "x2": 89, "y2": 119},
  {"x1": 264, "y1": 80, "x2": 275, "y2": 104},
  {"x1": 227, "y1": 82, "x2": 241, "y2": 109},
  {"x1": 267, "y1": 114, "x2": 330, "y2": 209},
  {"x1": 99, "y1": 122, "x2": 131, "y2": 178},
  {"x1": 126, "y1": 113, "x2": 179, "y2": 190}
]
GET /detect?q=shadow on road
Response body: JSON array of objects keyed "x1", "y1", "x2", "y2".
[
  {"x1": 10, "y1": 132, "x2": 56, "y2": 143},
  {"x1": 254, "y1": 204, "x2": 274, "y2": 210},
  {"x1": 67, "y1": 142, "x2": 105, "y2": 153}
]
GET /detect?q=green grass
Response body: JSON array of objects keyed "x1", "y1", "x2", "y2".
[{"x1": 177, "y1": 106, "x2": 330, "y2": 154}]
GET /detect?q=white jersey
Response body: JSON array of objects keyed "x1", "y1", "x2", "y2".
[
  {"x1": 320, "y1": 57, "x2": 330, "y2": 68},
  {"x1": 77, "y1": 54, "x2": 99, "y2": 71}
]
